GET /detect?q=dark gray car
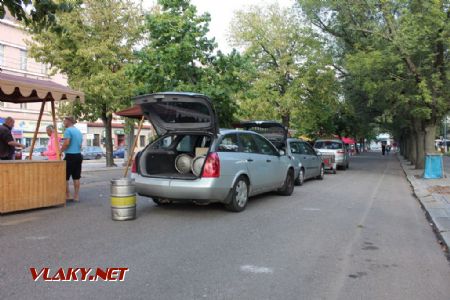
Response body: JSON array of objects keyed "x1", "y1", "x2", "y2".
[{"x1": 287, "y1": 138, "x2": 324, "y2": 185}]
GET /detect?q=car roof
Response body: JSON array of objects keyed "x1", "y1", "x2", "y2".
[
  {"x1": 219, "y1": 129, "x2": 261, "y2": 135},
  {"x1": 315, "y1": 139, "x2": 343, "y2": 143},
  {"x1": 287, "y1": 138, "x2": 304, "y2": 142}
]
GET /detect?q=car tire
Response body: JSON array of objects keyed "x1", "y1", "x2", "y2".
[
  {"x1": 295, "y1": 168, "x2": 304, "y2": 186},
  {"x1": 316, "y1": 165, "x2": 325, "y2": 180},
  {"x1": 152, "y1": 198, "x2": 171, "y2": 205},
  {"x1": 95, "y1": 154, "x2": 102, "y2": 160},
  {"x1": 346, "y1": 163, "x2": 349, "y2": 169},
  {"x1": 278, "y1": 169, "x2": 295, "y2": 196},
  {"x1": 225, "y1": 176, "x2": 249, "y2": 212},
  {"x1": 332, "y1": 168, "x2": 337, "y2": 174}
]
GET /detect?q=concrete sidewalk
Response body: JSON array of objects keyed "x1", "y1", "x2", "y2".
[{"x1": 399, "y1": 155, "x2": 450, "y2": 253}]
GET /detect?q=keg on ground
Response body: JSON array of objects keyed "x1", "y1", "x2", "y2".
[{"x1": 110, "y1": 178, "x2": 136, "y2": 221}]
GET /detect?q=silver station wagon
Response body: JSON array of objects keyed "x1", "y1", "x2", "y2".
[{"x1": 131, "y1": 92, "x2": 296, "y2": 212}]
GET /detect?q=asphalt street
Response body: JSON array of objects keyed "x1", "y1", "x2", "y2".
[{"x1": 1, "y1": 152, "x2": 450, "y2": 300}]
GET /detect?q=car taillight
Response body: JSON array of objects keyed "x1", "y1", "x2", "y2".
[
  {"x1": 337, "y1": 150, "x2": 345, "y2": 154},
  {"x1": 131, "y1": 159, "x2": 137, "y2": 173},
  {"x1": 201, "y1": 152, "x2": 220, "y2": 178}
]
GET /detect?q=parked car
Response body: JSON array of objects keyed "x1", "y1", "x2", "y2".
[
  {"x1": 22, "y1": 146, "x2": 48, "y2": 160},
  {"x1": 287, "y1": 138, "x2": 324, "y2": 185},
  {"x1": 238, "y1": 121, "x2": 303, "y2": 186},
  {"x1": 81, "y1": 146, "x2": 104, "y2": 160},
  {"x1": 131, "y1": 92, "x2": 296, "y2": 212},
  {"x1": 314, "y1": 139, "x2": 350, "y2": 170},
  {"x1": 113, "y1": 146, "x2": 127, "y2": 158}
]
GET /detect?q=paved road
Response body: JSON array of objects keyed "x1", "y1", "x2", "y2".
[
  {"x1": 82, "y1": 158, "x2": 125, "y2": 171},
  {"x1": 1, "y1": 153, "x2": 450, "y2": 300}
]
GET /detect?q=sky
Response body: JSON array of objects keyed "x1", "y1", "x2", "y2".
[{"x1": 142, "y1": 0, "x2": 294, "y2": 53}]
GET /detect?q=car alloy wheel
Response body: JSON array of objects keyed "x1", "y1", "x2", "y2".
[
  {"x1": 226, "y1": 176, "x2": 249, "y2": 212},
  {"x1": 279, "y1": 170, "x2": 295, "y2": 196},
  {"x1": 295, "y1": 169, "x2": 304, "y2": 186},
  {"x1": 235, "y1": 180, "x2": 248, "y2": 208},
  {"x1": 317, "y1": 165, "x2": 325, "y2": 180}
]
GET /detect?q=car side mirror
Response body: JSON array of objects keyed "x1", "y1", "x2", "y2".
[{"x1": 279, "y1": 150, "x2": 285, "y2": 156}]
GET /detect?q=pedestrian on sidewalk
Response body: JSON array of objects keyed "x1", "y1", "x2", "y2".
[
  {"x1": 0, "y1": 117, "x2": 25, "y2": 160},
  {"x1": 60, "y1": 116, "x2": 83, "y2": 201},
  {"x1": 386, "y1": 145, "x2": 391, "y2": 155},
  {"x1": 42, "y1": 125, "x2": 59, "y2": 160},
  {"x1": 382, "y1": 144, "x2": 386, "y2": 156}
]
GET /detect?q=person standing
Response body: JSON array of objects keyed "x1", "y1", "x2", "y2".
[
  {"x1": 60, "y1": 116, "x2": 83, "y2": 201},
  {"x1": 381, "y1": 143, "x2": 386, "y2": 156},
  {"x1": 42, "y1": 125, "x2": 59, "y2": 160},
  {"x1": 0, "y1": 117, "x2": 25, "y2": 160}
]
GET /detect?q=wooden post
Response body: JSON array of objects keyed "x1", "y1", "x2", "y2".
[
  {"x1": 124, "y1": 116, "x2": 145, "y2": 177},
  {"x1": 29, "y1": 101, "x2": 46, "y2": 160},
  {"x1": 50, "y1": 100, "x2": 61, "y2": 160}
]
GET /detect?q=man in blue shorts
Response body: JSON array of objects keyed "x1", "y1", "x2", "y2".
[{"x1": 61, "y1": 116, "x2": 83, "y2": 201}]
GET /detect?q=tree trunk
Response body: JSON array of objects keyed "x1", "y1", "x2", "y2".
[
  {"x1": 408, "y1": 132, "x2": 417, "y2": 165},
  {"x1": 424, "y1": 123, "x2": 437, "y2": 154},
  {"x1": 414, "y1": 120, "x2": 425, "y2": 169},
  {"x1": 281, "y1": 114, "x2": 290, "y2": 128},
  {"x1": 101, "y1": 110, "x2": 115, "y2": 167}
]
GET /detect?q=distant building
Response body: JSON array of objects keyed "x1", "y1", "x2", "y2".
[
  {"x1": 369, "y1": 133, "x2": 392, "y2": 150},
  {"x1": 0, "y1": 11, "x2": 153, "y2": 151}
]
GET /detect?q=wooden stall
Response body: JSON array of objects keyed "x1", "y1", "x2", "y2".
[{"x1": 0, "y1": 73, "x2": 84, "y2": 213}]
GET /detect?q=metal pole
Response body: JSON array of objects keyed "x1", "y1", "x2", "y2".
[{"x1": 444, "y1": 115, "x2": 448, "y2": 153}]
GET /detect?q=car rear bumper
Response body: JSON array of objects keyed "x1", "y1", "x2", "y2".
[{"x1": 132, "y1": 174, "x2": 232, "y2": 203}]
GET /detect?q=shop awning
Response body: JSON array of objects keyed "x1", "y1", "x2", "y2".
[
  {"x1": 0, "y1": 72, "x2": 84, "y2": 103},
  {"x1": 115, "y1": 105, "x2": 143, "y2": 119},
  {"x1": 342, "y1": 137, "x2": 356, "y2": 144}
]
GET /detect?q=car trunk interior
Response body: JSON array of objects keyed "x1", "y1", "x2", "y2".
[{"x1": 139, "y1": 133, "x2": 212, "y2": 179}]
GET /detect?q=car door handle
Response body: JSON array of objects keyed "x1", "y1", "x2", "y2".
[
  {"x1": 247, "y1": 159, "x2": 254, "y2": 162},
  {"x1": 266, "y1": 159, "x2": 271, "y2": 163}
]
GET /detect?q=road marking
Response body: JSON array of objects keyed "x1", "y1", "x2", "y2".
[
  {"x1": 303, "y1": 208, "x2": 321, "y2": 211},
  {"x1": 25, "y1": 236, "x2": 49, "y2": 241},
  {"x1": 240, "y1": 265, "x2": 273, "y2": 274}
]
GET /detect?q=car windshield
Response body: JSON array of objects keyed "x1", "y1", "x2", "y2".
[{"x1": 314, "y1": 141, "x2": 343, "y2": 150}]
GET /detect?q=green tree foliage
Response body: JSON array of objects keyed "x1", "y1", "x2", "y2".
[
  {"x1": 28, "y1": 0, "x2": 142, "y2": 166},
  {"x1": 299, "y1": 0, "x2": 449, "y2": 168},
  {"x1": 0, "y1": 0, "x2": 73, "y2": 29},
  {"x1": 229, "y1": 3, "x2": 340, "y2": 135},
  {"x1": 130, "y1": 0, "x2": 244, "y2": 127}
]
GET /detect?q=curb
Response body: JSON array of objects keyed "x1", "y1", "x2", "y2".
[{"x1": 397, "y1": 155, "x2": 450, "y2": 256}]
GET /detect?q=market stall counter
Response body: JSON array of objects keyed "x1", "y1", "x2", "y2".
[{"x1": 0, "y1": 73, "x2": 84, "y2": 214}]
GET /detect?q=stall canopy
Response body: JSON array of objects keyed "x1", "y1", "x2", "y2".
[
  {"x1": 341, "y1": 137, "x2": 356, "y2": 144},
  {"x1": 0, "y1": 72, "x2": 84, "y2": 103},
  {"x1": 115, "y1": 105, "x2": 143, "y2": 119}
]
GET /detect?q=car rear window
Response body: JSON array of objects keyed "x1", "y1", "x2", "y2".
[{"x1": 314, "y1": 141, "x2": 343, "y2": 150}]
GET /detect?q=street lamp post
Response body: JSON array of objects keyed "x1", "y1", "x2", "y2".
[{"x1": 445, "y1": 115, "x2": 448, "y2": 153}]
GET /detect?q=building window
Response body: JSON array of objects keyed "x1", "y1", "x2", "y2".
[
  {"x1": 140, "y1": 135, "x2": 145, "y2": 147},
  {"x1": 20, "y1": 103, "x2": 27, "y2": 109},
  {"x1": 0, "y1": 44, "x2": 4, "y2": 66},
  {"x1": 20, "y1": 49, "x2": 27, "y2": 70}
]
